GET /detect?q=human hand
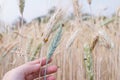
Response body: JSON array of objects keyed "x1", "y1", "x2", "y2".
[{"x1": 3, "y1": 58, "x2": 57, "y2": 80}]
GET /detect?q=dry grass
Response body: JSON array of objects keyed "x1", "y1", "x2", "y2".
[{"x1": 0, "y1": 2, "x2": 120, "y2": 80}]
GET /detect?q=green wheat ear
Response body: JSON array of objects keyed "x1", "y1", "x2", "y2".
[
  {"x1": 44, "y1": 25, "x2": 62, "y2": 80},
  {"x1": 47, "y1": 25, "x2": 62, "y2": 61},
  {"x1": 84, "y1": 44, "x2": 94, "y2": 80}
]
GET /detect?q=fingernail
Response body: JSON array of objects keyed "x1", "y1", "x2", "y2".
[{"x1": 35, "y1": 64, "x2": 40, "y2": 67}]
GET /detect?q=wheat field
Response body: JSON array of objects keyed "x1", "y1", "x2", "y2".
[{"x1": 0, "y1": 0, "x2": 120, "y2": 80}]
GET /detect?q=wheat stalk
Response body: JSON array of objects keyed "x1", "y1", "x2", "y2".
[{"x1": 44, "y1": 25, "x2": 62, "y2": 80}]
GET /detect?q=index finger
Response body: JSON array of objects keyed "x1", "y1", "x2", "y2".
[{"x1": 28, "y1": 58, "x2": 52, "y2": 66}]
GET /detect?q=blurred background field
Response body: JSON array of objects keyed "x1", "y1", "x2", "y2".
[{"x1": 0, "y1": 0, "x2": 120, "y2": 80}]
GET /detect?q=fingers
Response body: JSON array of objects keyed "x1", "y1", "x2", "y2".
[
  {"x1": 40, "y1": 65, "x2": 58, "y2": 76},
  {"x1": 21, "y1": 59, "x2": 57, "y2": 77},
  {"x1": 27, "y1": 65, "x2": 58, "y2": 79},
  {"x1": 18, "y1": 58, "x2": 57, "y2": 80},
  {"x1": 41, "y1": 76, "x2": 55, "y2": 80},
  {"x1": 30, "y1": 76, "x2": 55, "y2": 80},
  {"x1": 21, "y1": 58, "x2": 52, "y2": 76},
  {"x1": 26, "y1": 74, "x2": 56, "y2": 80},
  {"x1": 28, "y1": 58, "x2": 52, "y2": 66}
]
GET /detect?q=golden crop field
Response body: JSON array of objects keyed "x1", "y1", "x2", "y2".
[{"x1": 0, "y1": 0, "x2": 120, "y2": 80}]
